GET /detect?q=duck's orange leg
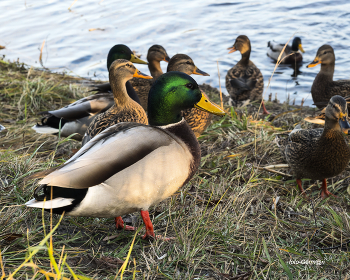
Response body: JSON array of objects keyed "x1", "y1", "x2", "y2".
[
  {"x1": 262, "y1": 100, "x2": 270, "y2": 115},
  {"x1": 115, "y1": 216, "x2": 135, "y2": 231},
  {"x1": 296, "y1": 179, "x2": 308, "y2": 199},
  {"x1": 140, "y1": 210, "x2": 175, "y2": 241},
  {"x1": 320, "y1": 179, "x2": 337, "y2": 199},
  {"x1": 140, "y1": 210, "x2": 155, "y2": 239}
]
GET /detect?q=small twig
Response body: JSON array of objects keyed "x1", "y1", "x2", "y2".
[
  {"x1": 255, "y1": 166, "x2": 292, "y2": 177},
  {"x1": 39, "y1": 39, "x2": 46, "y2": 69},
  {"x1": 263, "y1": 164, "x2": 289, "y2": 169},
  {"x1": 68, "y1": 0, "x2": 78, "y2": 10}
]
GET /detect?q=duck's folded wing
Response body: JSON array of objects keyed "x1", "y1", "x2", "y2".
[
  {"x1": 229, "y1": 77, "x2": 257, "y2": 92},
  {"x1": 39, "y1": 123, "x2": 176, "y2": 189},
  {"x1": 267, "y1": 41, "x2": 284, "y2": 52},
  {"x1": 89, "y1": 83, "x2": 112, "y2": 93},
  {"x1": 41, "y1": 93, "x2": 114, "y2": 120},
  {"x1": 289, "y1": 128, "x2": 323, "y2": 143},
  {"x1": 330, "y1": 80, "x2": 350, "y2": 95}
]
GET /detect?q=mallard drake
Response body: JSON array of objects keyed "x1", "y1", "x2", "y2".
[
  {"x1": 26, "y1": 71, "x2": 226, "y2": 239},
  {"x1": 32, "y1": 44, "x2": 147, "y2": 140},
  {"x1": 166, "y1": 54, "x2": 213, "y2": 137},
  {"x1": 81, "y1": 59, "x2": 151, "y2": 145},
  {"x1": 276, "y1": 95, "x2": 350, "y2": 199},
  {"x1": 226, "y1": 35, "x2": 269, "y2": 115},
  {"x1": 267, "y1": 37, "x2": 305, "y2": 64},
  {"x1": 93, "y1": 45, "x2": 170, "y2": 110},
  {"x1": 307, "y1": 45, "x2": 350, "y2": 108}
]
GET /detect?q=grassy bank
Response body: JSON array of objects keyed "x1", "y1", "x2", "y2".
[{"x1": 1, "y1": 58, "x2": 350, "y2": 279}]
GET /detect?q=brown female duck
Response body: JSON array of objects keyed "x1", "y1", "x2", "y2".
[
  {"x1": 226, "y1": 35, "x2": 269, "y2": 114},
  {"x1": 32, "y1": 44, "x2": 147, "y2": 140},
  {"x1": 276, "y1": 95, "x2": 350, "y2": 199},
  {"x1": 307, "y1": 45, "x2": 350, "y2": 108},
  {"x1": 267, "y1": 37, "x2": 305, "y2": 64},
  {"x1": 128, "y1": 45, "x2": 170, "y2": 109},
  {"x1": 93, "y1": 45, "x2": 170, "y2": 110},
  {"x1": 167, "y1": 54, "x2": 215, "y2": 137},
  {"x1": 81, "y1": 59, "x2": 152, "y2": 145}
]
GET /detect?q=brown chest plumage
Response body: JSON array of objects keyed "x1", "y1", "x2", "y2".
[
  {"x1": 286, "y1": 129, "x2": 350, "y2": 180},
  {"x1": 86, "y1": 100, "x2": 148, "y2": 139},
  {"x1": 225, "y1": 60, "x2": 264, "y2": 104}
]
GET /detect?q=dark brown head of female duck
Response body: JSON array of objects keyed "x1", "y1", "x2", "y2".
[
  {"x1": 307, "y1": 45, "x2": 335, "y2": 76},
  {"x1": 109, "y1": 59, "x2": 152, "y2": 105},
  {"x1": 167, "y1": 54, "x2": 209, "y2": 76},
  {"x1": 227, "y1": 35, "x2": 251, "y2": 64},
  {"x1": 146, "y1": 45, "x2": 170, "y2": 79}
]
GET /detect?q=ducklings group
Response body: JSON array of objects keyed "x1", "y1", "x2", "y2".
[{"x1": 24, "y1": 35, "x2": 350, "y2": 239}]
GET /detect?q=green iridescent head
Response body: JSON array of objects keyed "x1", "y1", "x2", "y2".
[
  {"x1": 148, "y1": 71, "x2": 202, "y2": 126},
  {"x1": 107, "y1": 44, "x2": 148, "y2": 71}
]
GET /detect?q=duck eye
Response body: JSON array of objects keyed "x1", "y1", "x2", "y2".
[
  {"x1": 185, "y1": 83, "x2": 194, "y2": 89},
  {"x1": 126, "y1": 64, "x2": 131, "y2": 67},
  {"x1": 186, "y1": 61, "x2": 192, "y2": 65}
]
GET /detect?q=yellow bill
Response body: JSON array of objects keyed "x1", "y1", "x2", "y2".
[
  {"x1": 307, "y1": 57, "x2": 321, "y2": 68},
  {"x1": 299, "y1": 44, "x2": 305, "y2": 53},
  {"x1": 130, "y1": 54, "x2": 148, "y2": 64},
  {"x1": 194, "y1": 93, "x2": 226, "y2": 116},
  {"x1": 133, "y1": 69, "x2": 152, "y2": 79}
]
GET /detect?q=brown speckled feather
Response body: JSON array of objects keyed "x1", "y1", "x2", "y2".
[
  {"x1": 128, "y1": 78, "x2": 153, "y2": 110},
  {"x1": 82, "y1": 59, "x2": 148, "y2": 145},
  {"x1": 277, "y1": 96, "x2": 350, "y2": 182},
  {"x1": 182, "y1": 91, "x2": 213, "y2": 137},
  {"x1": 225, "y1": 61, "x2": 264, "y2": 104},
  {"x1": 226, "y1": 36, "x2": 264, "y2": 106},
  {"x1": 85, "y1": 100, "x2": 148, "y2": 140},
  {"x1": 279, "y1": 128, "x2": 350, "y2": 180},
  {"x1": 312, "y1": 76, "x2": 350, "y2": 108}
]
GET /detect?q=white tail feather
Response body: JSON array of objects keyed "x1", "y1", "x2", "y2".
[
  {"x1": 31, "y1": 125, "x2": 59, "y2": 134},
  {"x1": 25, "y1": 197, "x2": 73, "y2": 209}
]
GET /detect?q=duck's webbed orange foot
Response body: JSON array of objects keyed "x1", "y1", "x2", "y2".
[
  {"x1": 140, "y1": 210, "x2": 174, "y2": 241},
  {"x1": 115, "y1": 216, "x2": 135, "y2": 231},
  {"x1": 320, "y1": 179, "x2": 337, "y2": 199}
]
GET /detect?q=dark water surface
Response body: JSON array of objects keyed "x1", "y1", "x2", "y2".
[{"x1": 1, "y1": 0, "x2": 350, "y2": 106}]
